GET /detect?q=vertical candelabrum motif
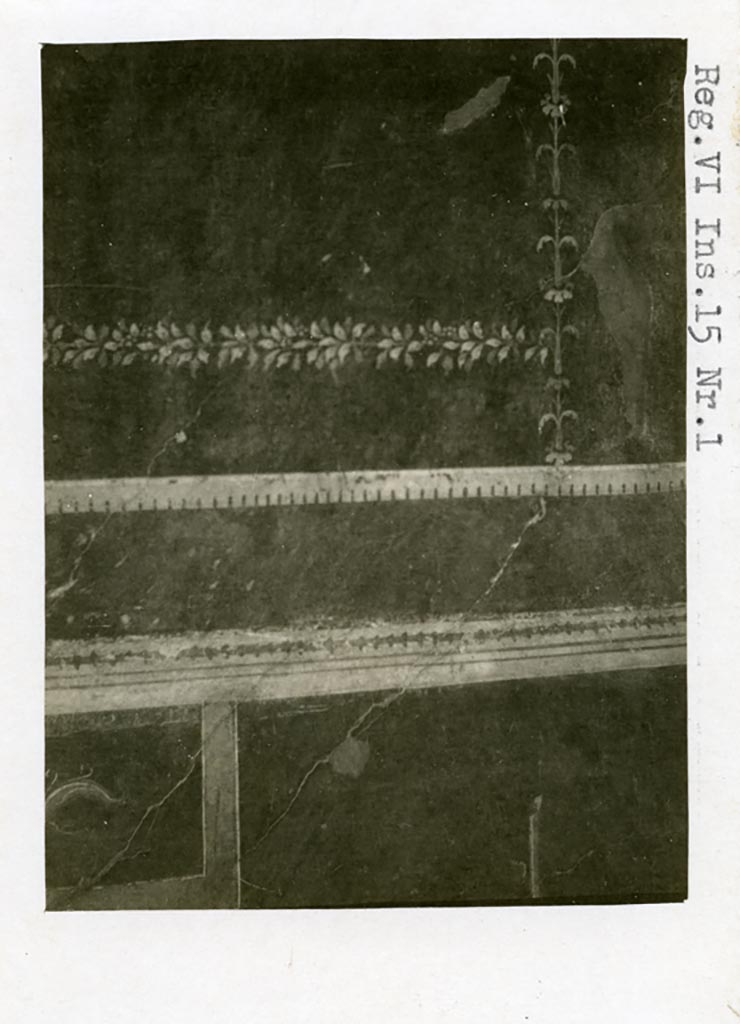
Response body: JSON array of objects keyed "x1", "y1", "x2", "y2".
[{"x1": 535, "y1": 39, "x2": 579, "y2": 466}]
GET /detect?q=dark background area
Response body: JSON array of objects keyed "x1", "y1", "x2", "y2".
[
  {"x1": 42, "y1": 39, "x2": 686, "y2": 468},
  {"x1": 46, "y1": 495, "x2": 685, "y2": 639},
  {"x1": 45, "y1": 667, "x2": 687, "y2": 905},
  {"x1": 238, "y1": 667, "x2": 687, "y2": 906},
  {"x1": 43, "y1": 40, "x2": 688, "y2": 908}
]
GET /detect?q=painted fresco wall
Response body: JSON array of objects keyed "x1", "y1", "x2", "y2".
[{"x1": 44, "y1": 39, "x2": 687, "y2": 908}]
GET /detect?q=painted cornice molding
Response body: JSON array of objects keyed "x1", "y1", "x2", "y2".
[{"x1": 46, "y1": 604, "x2": 687, "y2": 716}]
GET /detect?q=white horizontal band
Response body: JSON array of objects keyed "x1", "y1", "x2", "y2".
[{"x1": 45, "y1": 462, "x2": 685, "y2": 515}]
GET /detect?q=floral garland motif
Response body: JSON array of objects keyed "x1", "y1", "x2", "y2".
[
  {"x1": 42, "y1": 314, "x2": 546, "y2": 377},
  {"x1": 44, "y1": 49, "x2": 583, "y2": 439},
  {"x1": 535, "y1": 39, "x2": 579, "y2": 466}
]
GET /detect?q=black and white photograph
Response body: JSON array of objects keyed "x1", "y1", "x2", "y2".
[
  {"x1": 42, "y1": 38, "x2": 689, "y2": 911},
  {"x1": 2, "y1": 0, "x2": 740, "y2": 1020}
]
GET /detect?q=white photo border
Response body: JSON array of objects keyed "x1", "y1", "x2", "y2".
[{"x1": 1, "y1": 4, "x2": 739, "y2": 1022}]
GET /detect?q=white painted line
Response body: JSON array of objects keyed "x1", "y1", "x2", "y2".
[{"x1": 45, "y1": 462, "x2": 685, "y2": 515}]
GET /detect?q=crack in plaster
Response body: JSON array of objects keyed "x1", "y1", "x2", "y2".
[
  {"x1": 242, "y1": 499, "x2": 549, "y2": 874},
  {"x1": 145, "y1": 379, "x2": 225, "y2": 477},
  {"x1": 46, "y1": 380, "x2": 226, "y2": 613},
  {"x1": 49, "y1": 744, "x2": 202, "y2": 909}
]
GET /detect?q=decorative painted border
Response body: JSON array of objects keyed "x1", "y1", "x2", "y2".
[
  {"x1": 46, "y1": 604, "x2": 686, "y2": 716},
  {"x1": 41, "y1": 47, "x2": 576, "y2": 404},
  {"x1": 43, "y1": 314, "x2": 541, "y2": 376},
  {"x1": 45, "y1": 462, "x2": 685, "y2": 515},
  {"x1": 535, "y1": 39, "x2": 580, "y2": 465}
]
